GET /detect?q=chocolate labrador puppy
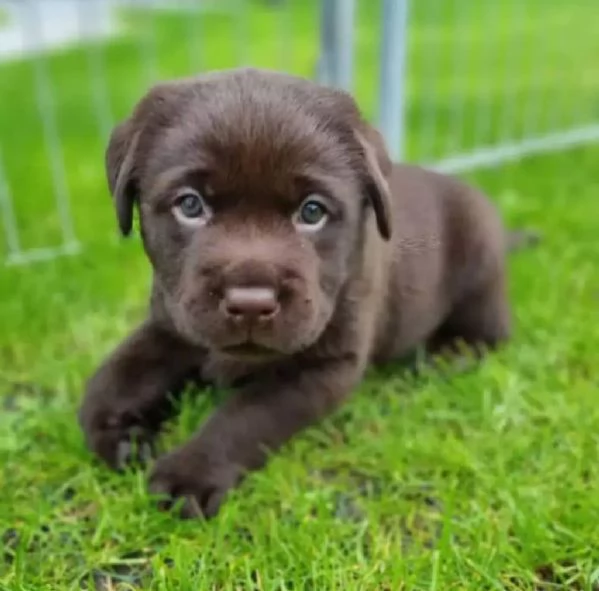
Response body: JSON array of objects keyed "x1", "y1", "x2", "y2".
[{"x1": 79, "y1": 67, "x2": 516, "y2": 518}]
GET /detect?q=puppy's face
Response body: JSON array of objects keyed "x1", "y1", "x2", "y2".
[{"x1": 106, "y1": 69, "x2": 392, "y2": 359}]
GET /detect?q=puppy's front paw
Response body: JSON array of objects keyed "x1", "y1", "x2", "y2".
[
  {"x1": 114, "y1": 426, "x2": 155, "y2": 469},
  {"x1": 79, "y1": 404, "x2": 155, "y2": 471},
  {"x1": 148, "y1": 450, "x2": 240, "y2": 519}
]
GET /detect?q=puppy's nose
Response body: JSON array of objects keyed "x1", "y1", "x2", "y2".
[{"x1": 222, "y1": 286, "x2": 279, "y2": 322}]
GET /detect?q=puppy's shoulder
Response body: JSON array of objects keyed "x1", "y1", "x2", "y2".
[
  {"x1": 388, "y1": 163, "x2": 503, "y2": 238},
  {"x1": 389, "y1": 163, "x2": 488, "y2": 206}
]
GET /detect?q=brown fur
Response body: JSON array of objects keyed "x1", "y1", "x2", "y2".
[{"x1": 79, "y1": 68, "x2": 513, "y2": 518}]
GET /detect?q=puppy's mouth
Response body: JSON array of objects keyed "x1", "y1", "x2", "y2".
[{"x1": 220, "y1": 342, "x2": 281, "y2": 359}]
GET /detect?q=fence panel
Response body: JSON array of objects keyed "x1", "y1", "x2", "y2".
[{"x1": 380, "y1": 0, "x2": 599, "y2": 172}]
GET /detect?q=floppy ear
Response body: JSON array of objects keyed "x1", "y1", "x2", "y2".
[
  {"x1": 354, "y1": 126, "x2": 393, "y2": 241},
  {"x1": 105, "y1": 119, "x2": 141, "y2": 237}
]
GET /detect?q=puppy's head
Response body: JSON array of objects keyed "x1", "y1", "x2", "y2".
[{"x1": 106, "y1": 68, "x2": 392, "y2": 359}]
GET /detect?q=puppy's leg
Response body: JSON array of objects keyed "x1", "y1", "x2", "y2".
[
  {"x1": 427, "y1": 276, "x2": 511, "y2": 372},
  {"x1": 79, "y1": 321, "x2": 200, "y2": 470},
  {"x1": 148, "y1": 357, "x2": 361, "y2": 519}
]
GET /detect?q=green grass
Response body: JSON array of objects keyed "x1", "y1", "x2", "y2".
[{"x1": 1, "y1": 1, "x2": 598, "y2": 589}]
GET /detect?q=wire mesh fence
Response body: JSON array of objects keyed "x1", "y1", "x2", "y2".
[
  {"x1": 403, "y1": 0, "x2": 599, "y2": 174},
  {"x1": 0, "y1": 0, "x2": 598, "y2": 266}
]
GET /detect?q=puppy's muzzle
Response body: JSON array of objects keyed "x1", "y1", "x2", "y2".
[{"x1": 211, "y1": 258, "x2": 288, "y2": 351}]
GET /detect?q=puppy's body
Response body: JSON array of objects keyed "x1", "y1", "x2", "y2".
[
  {"x1": 79, "y1": 68, "x2": 511, "y2": 518},
  {"x1": 373, "y1": 164, "x2": 509, "y2": 364}
]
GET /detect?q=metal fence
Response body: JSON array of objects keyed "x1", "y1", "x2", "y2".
[{"x1": 1, "y1": 0, "x2": 598, "y2": 266}]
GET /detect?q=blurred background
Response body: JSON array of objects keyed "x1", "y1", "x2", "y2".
[{"x1": 1, "y1": 1, "x2": 598, "y2": 587}]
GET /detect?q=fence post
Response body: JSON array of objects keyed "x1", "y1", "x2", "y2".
[
  {"x1": 378, "y1": 0, "x2": 410, "y2": 161},
  {"x1": 0, "y1": 148, "x2": 21, "y2": 258},
  {"x1": 317, "y1": 0, "x2": 355, "y2": 92}
]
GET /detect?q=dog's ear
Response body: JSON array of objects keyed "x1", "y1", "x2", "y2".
[
  {"x1": 105, "y1": 118, "x2": 141, "y2": 237},
  {"x1": 354, "y1": 126, "x2": 393, "y2": 241},
  {"x1": 105, "y1": 81, "x2": 191, "y2": 236}
]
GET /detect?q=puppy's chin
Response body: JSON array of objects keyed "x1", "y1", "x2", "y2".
[
  {"x1": 170, "y1": 312, "x2": 331, "y2": 360},
  {"x1": 206, "y1": 332, "x2": 314, "y2": 360},
  {"x1": 218, "y1": 342, "x2": 283, "y2": 362}
]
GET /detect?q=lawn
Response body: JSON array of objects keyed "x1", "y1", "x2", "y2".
[{"x1": 1, "y1": 0, "x2": 598, "y2": 589}]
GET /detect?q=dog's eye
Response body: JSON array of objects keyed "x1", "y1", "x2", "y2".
[
  {"x1": 294, "y1": 197, "x2": 329, "y2": 231},
  {"x1": 179, "y1": 194, "x2": 204, "y2": 218},
  {"x1": 172, "y1": 189, "x2": 212, "y2": 226}
]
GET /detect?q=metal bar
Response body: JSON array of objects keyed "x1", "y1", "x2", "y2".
[
  {"x1": 426, "y1": 124, "x2": 599, "y2": 175},
  {"x1": 6, "y1": 243, "x2": 80, "y2": 267},
  {"x1": 26, "y1": 0, "x2": 78, "y2": 248},
  {"x1": 79, "y1": 0, "x2": 114, "y2": 144},
  {"x1": 317, "y1": 0, "x2": 354, "y2": 91},
  {"x1": 316, "y1": 0, "x2": 334, "y2": 85},
  {"x1": 0, "y1": 148, "x2": 21, "y2": 257},
  {"x1": 378, "y1": 0, "x2": 410, "y2": 161},
  {"x1": 332, "y1": 0, "x2": 354, "y2": 91}
]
